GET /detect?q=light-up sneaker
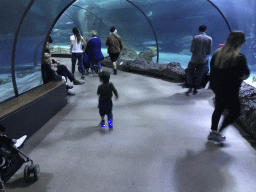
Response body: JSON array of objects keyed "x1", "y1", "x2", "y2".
[
  {"x1": 108, "y1": 120, "x2": 113, "y2": 129},
  {"x1": 207, "y1": 131, "x2": 226, "y2": 142},
  {"x1": 100, "y1": 120, "x2": 106, "y2": 128}
]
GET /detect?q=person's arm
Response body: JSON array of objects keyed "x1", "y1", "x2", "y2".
[
  {"x1": 190, "y1": 37, "x2": 196, "y2": 53},
  {"x1": 119, "y1": 37, "x2": 124, "y2": 50},
  {"x1": 238, "y1": 55, "x2": 250, "y2": 80},
  {"x1": 70, "y1": 45, "x2": 73, "y2": 53},
  {"x1": 111, "y1": 83, "x2": 118, "y2": 99},
  {"x1": 97, "y1": 85, "x2": 101, "y2": 95},
  {"x1": 106, "y1": 36, "x2": 110, "y2": 46},
  {"x1": 207, "y1": 38, "x2": 212, "y2": 55},
  {"x1": 70, "y1": 36, "x2": 74, "y2": 53},
  {"x1": 81, "y1": 36, "x2": 87, "y2": 47}
]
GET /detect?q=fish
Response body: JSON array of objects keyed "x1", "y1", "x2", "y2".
[
  {"x1": 146, "y1": 46, "x2": 161, "y2": 50},
  {"x1": 53, "y1": 29, "x2": 59, "y2": 32},
  {"x1": 142, "y1": 41, "x2": 162, "y2": 45},
  {"x1": 66, "y1": 22, "x2": 73, "y2": 25},
  {"x1": 147, "y1": 11, "x2": 153, "y2": 17}
]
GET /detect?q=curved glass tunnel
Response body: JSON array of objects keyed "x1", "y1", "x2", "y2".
[{"x1": 0, "y1": 0, "x2": 256, "y2": 103}]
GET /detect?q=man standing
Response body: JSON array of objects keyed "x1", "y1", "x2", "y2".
[
  {"x1": 186, "y1": 25, "x2": 212, "y2": 95},
  {"x1": 106, "y1": 27, "x2": 123, "y2": 75}
]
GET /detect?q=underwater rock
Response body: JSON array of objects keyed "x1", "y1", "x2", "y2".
[
  {"x1": 138, "y1": 49, "x2": 157, "y2": 64},
  {"x1": 102, "y1": 56, "x2": 185, "y2": 82},
  {"x1": 100, "y1": 56, "x2": 132, "y2": 71},
  {"x1": 0, "y1": 78, "x2": 12, "y2": 85},
  {"x1": 124, "y1": 58, "x2": 185, "y2": 82},
  {"x1": 101, "y1": 45, "x2": 137, "y2": 71},
  {"x1": 120, "y1": 45, "x2": 138, "y2": 61},
  {"x1": 234, "y1": 81, "x2": 256, "y2": 139},
  {"x1": 166, "y1": 62, "x2": 186, "y2": 81}
]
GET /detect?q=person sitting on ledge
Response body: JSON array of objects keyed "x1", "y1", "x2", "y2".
[
  {"x1": 45, "y1": 48, "x2": 84, "y2": 85},
  {"x1": 43, "y1": 50, "x2": 85, "y2": 95}
]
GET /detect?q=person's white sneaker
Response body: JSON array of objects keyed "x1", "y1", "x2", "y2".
[{"x1": 14, "y1": 135, "x2": 27, "y2": 148}]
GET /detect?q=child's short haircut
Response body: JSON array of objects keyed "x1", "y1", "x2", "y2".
[{"x1": 99, "y1": 71, "x2": 110, "y2": 83}]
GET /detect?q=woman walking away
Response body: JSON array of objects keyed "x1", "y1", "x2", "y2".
[
  {"x1": 70, "y1": 27, "x2": 87, "y2": 79},
  {"x1": 86, "y1": 30, "x2": 104, "y2": 76},
  {"x1": 208, "y1": 31, "x2": 250, "y2": 142},
  {"x1": 105, "y1": 26, "x2": 123, "y2": 75}
]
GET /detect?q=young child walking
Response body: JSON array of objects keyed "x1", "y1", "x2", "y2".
[{"x1": 97, "y1": 71, "x2": 118, "y2": 130}]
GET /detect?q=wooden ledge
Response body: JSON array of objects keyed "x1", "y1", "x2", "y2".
[{"x1": 0, "y1": 81, "x2": 65, "y2": 119}]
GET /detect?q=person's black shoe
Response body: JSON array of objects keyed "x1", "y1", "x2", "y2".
[
  {"x1": 186, "y1": 88, "x2": 192, "y2": 96},
  {"x1": 66, "y1": 85, "x2": 73, "y2": 89},
  {"x1": 73, "y1": 79, "x2": 85, "y2": 85},
  {"x1": 192, "y1": 90, "x2": 198, "y2": 95}
]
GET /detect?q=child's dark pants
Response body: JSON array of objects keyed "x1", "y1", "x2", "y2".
[{"x1": 98, "y1": 99, "x2": 113, "y2": 120}]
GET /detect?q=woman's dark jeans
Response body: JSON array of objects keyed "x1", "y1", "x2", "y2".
[
  {"x1": 71, "y1": 53, "x2": 85, "y2": 75},
  {"x1": 187, "y1": 61, "x2": 205, "y2": 89},
  {"x1": 211, "y1": 94, "x2": 240, "y2": 133},
  {"x1": 57, "y1": 65, "x2": 75, "y2": 82}
]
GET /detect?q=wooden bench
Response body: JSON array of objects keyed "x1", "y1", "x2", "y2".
[{"x1": 0, "y1": 81, "x2": 65, "y2": 120}]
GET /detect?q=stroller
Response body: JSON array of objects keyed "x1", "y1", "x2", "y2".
[
  {"x1": 78, "y1": 52, "x2": 99, "y2": 74},
  {"x1": 0, "y1": 125, "x2": 40, "y2": 192}
]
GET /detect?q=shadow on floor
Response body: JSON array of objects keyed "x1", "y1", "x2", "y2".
[
  {"x1": 173, "y1": 142, "x2": 236, "y2": 192},
  {"x1": 33, "y1": 125, "x2": 111, "y2": 150},
  {"x1": 5, "y1": 172, "x2": 53, "y2": 192}
]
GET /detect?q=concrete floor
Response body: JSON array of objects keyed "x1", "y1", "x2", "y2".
[{"x1": 5, "y1": 58, "x2": 256, "y2": 192}]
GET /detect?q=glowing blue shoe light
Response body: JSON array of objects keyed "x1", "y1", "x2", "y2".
[
  {"x1": 100, "y1": 120, "x2": 106, "y2": 128},
  {"x1": 108, "y1": 120, "x2": 113, "y2": 128}
]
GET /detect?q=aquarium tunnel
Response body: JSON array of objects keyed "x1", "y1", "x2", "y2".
[{"x1": 0, "y1": 0, "x2": 256, "y2": 103}]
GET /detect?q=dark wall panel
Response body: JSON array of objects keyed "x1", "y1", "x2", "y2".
[{"x1": 0, "y1": 83, "x2": 67, "y2": 139}]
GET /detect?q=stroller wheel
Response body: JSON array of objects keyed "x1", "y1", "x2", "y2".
[
  {"x1": 32, "y1": 164, "x2": 40, "y2": 181},
  {"x1": 24, "y1": 165, "x2": 30, "y2": 183},
  {"x1": 94, "y1": 66, "x2": 98, "y2": 73}
]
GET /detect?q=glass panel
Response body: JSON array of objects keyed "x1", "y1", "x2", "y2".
[
  {"x1": 58, "y1": 0, "x2": 153, "y2": 58},
  {"x1": 212, "y1": 0, "x2": 256, "y2": 85},
  {"x1": 0, "y1": 0, "x2": 30, "y2": 102},
  {"x1": 15, "y1": 0, "x2": 74, "y2": 95},
  {"x1": 52, "y1": 0, "x2": 256, "y2": 87},
  {"x1": 56, "y1": 0, "x2": 231, "y2": 68},
  {"x1": 50, "y1": 14, "x2": 76, "y2": 54},
  {"x1": 129, "y1": 0, "x2": 229, "y2": 68}
]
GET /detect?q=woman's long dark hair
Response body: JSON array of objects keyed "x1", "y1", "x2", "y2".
[
  {"x1": 214, "y1": 31, "x2": 245, "y2": 68},
  {"x1": 72, "y1": 27, "x2": 81, "y2": 44}
]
